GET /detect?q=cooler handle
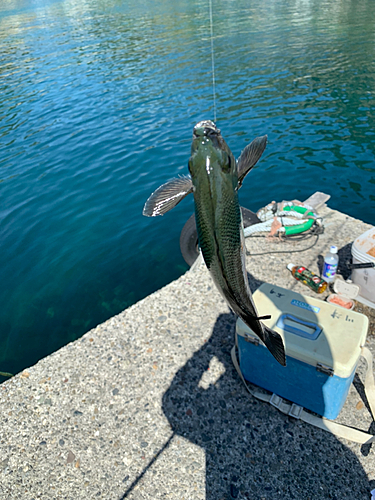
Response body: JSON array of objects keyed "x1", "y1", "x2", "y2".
[
  {"x1": 348, "y1": 262, "x2": 375, "y2": 269},
  {"x1": 276, "y1": 313, "x2": 321, "y2": 340}
]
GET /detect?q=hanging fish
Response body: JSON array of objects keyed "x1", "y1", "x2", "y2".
[{"x1": 143, "y1": 120, "x2": 286, "y2": 366}]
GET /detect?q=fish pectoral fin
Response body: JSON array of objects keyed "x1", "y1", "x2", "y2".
[
  {"x1": 262, "y1": 325, "x2": 286, "y2": 367},
  {"x1": 237, "y1": 135, "x2": 268, "y2": 189},
  {"x1": 143, "y1": 175, "x2": 193, "y2": 217}
]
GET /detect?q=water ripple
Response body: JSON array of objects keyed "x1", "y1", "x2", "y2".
[{"x1": 1, "y1": 0, "x2": 375, "y2": 377}]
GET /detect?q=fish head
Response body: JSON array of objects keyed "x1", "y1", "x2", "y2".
[{"x1": 189, "y1": 120, "x2": 237, "y2": 182}]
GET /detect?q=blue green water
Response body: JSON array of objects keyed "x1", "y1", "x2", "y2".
[{"x1": 1, "y1": 0, "x2": 375, "y2": 380}]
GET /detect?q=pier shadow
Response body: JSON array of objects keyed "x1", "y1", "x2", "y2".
[{"x1": 161, "y1": 274, "x2": 373, "y2": 499}]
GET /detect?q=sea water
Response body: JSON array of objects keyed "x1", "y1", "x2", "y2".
[{"x1": 1, "y1": 0, "x2": 375, "y2": 380}]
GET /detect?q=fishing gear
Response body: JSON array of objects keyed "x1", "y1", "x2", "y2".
[
  {"x1": 243, "y1": 199, "x2": 325, "y2": 257},
  {"x1": 208, "y1": 0, "x2": 217, "y2": 122},
  {"x1": 244, "y1": 204, "x2": 321, "y2": 238},
  {"x1": 246, "y1": 229, "x2": 323, "y2": 257}
]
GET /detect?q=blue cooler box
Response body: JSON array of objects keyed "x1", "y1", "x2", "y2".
[{"x1": 236, "y1": 283, "x2": 369, "y2": 419}]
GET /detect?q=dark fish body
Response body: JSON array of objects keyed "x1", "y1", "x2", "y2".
[
  {"x1": 143, "y1": 120, "x2": 286, "y2": 366},
  {"x1": 189, "y1": 122, "x2": 285, "y2": 365},
  {"x1": 189, "y1": 123, "x2": 246, "y2": 310}
]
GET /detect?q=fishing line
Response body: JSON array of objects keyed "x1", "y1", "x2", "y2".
[
  {"x1": 247, "y1": 234, "x2": 321, "y2": 257},
  {"x1": 208, "y1": 0, "x2": 217, "y2": 123},
  {"x1": 246, "y1": 227, "x2": 324, "y2": 257}
]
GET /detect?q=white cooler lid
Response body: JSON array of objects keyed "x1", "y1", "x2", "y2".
[
  {"x1": 236, "y1": 283, "x2": 368, "y2": 378},
  {"x1": 352, "y1": 227, "x2": 375, "y2": 262}
]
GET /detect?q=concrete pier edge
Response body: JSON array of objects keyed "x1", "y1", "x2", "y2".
[{"x1": 1, "y1": 205, "x2": 375, "y2": 499}]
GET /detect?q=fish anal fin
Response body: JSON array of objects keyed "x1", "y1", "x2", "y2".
[{"x1": 143, "y1": 175, "x2": 193, "y2": 217}]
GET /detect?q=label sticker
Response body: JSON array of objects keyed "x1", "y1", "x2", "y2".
[{"x1": 291, "y1": 299, "x2": 320, "y2": 314}]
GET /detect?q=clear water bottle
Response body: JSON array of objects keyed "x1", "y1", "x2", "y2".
[{"x1": 322, "y1": 245, "x2": 339, "y2": 283}]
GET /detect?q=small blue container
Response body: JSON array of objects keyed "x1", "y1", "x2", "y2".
[{"x1": 236, "y1": 283, "x2": 368, "y2": 419}]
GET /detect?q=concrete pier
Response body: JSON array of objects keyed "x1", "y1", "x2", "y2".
[{"x1": 1, "y1": 205, "x2": 375, "y2": 500}]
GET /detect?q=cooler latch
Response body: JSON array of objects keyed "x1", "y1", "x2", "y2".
[{"x1": 316, "y1": 363, "x2": 334, "y2": 376}]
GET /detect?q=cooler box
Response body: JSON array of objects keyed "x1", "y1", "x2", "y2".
[
  {"x1": 236, "y1": 283, "x2": 369, "y2": 419},
  {"x1": 351, "y1": 227, "x2": 375, "y2": 309}
]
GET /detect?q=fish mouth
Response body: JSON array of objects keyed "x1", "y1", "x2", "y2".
[{"x1": 193, "y1": 120, "x2": 220, "y2": 139}]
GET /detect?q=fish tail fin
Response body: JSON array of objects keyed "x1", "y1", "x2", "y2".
[{"x1": 262, "y1": 325, "x2": 286, "y2": 366}]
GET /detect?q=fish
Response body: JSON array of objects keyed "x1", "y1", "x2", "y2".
[{"x1": 143, "y1": 120, "x2": 286, "y2": 366}]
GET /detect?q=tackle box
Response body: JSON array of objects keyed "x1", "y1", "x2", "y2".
[{"x1": 236, "y1": 283, "x2": 369, "y2": 419}]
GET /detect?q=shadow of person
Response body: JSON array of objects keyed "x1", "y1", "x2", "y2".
[{"x1": 162, "y1": 276, "x2": 373, "y2": 499}]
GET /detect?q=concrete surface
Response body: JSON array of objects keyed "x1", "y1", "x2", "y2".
[{"x1": 1, "y1": 205, "x2": 375, "y2": 500}]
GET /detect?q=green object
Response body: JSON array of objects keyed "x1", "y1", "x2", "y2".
[
  {"x1": 283, "y1": 206, "x2": 315, "y2": 236},
  {"x1": 0, "y1": 371, "x2": 14, "y2": 378}
]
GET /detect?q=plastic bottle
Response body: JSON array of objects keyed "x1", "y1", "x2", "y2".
[
  {"x1": 322, "y1": 245, "x2": 339, "y2": 283},
  {"x1": 287, "y1": 263, "x2": 328, "y2": 294}
]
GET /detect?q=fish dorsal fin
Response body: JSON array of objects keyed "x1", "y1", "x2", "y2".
[
  {"x1": 143, "y1": 175, "x2": 193, "y2": 217},
  {"x1": 237, "y1": 135, "x2": 268, "y2": 189}
]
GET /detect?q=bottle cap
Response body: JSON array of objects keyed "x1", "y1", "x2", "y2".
[
  {"x1": 287, "y1": 263, "x2": 295, "y2": 271},
  {"x1": 330, "y1": 245, "x2": 338, "y2": 253}
]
